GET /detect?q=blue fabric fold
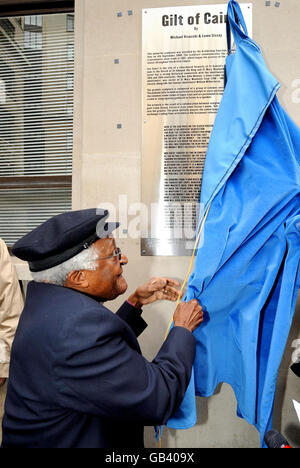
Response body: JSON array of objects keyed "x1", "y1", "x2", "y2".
[{"x1": 166, "y1": 0, "x2": 300, "y2": 447}]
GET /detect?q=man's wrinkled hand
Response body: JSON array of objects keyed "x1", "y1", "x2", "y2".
[
  {"x1": 128, "y1": 277, "x2": 182, "y2": 308},
  {"x1": 173, "y1": 299, "x2": 203, "y2": 333}
]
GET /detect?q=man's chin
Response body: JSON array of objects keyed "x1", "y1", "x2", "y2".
[
  {"x1": 101, "y1": 276, "x2": 128, "y2": 301},
  {"x1": 117, "y1": 275, "x2": 128, "y2": 295},
  {"x1": 107, "y1": 275, "x2": 128, "y2": 300}
]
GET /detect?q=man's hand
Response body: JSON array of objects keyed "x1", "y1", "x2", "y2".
[
  {"x1": 173, "y1": 299, "x2": 204, "y2": 333},
  {"x1": 0, "y1": 378, "x2": 6, "y2": 388},
  {"x1": 128, "y1": 277, "x2": 181, "y2": 308}
]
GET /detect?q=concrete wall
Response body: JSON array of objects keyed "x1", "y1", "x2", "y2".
[{"x1": 14, "y1": 0, "x2": 300, "y2": 448}]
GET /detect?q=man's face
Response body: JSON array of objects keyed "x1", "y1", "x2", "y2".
[{"x1": 65, "y1": 237, "x2": 128, "y2": 300}]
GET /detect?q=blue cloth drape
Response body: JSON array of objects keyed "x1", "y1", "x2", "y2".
[{"x1": 166, "y1": 0, "x2": 300, "y2": 447}]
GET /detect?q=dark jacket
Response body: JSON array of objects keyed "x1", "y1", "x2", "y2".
[{"x1": 1, "y1": 282, "x2": 195, "y2": 448}]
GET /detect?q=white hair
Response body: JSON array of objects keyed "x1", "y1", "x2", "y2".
[{"x1": 31, "y1": 244, "x2": 99, "y2": 286}]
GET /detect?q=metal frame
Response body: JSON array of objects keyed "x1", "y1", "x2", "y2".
[
  {"x1": 0, "y1": 1, "x2": 74, "y2": 17},
  {"x1": 0, "y1": 176, "x2": 72, "y2": 189}
]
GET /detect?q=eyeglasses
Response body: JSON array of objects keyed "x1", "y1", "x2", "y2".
[{"x1": 97, "y1": 247, "x2": 122, "y2": 261}]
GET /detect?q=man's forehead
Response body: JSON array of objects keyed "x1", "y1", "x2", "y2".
[
  {"x1": 106, "y1": 234, "x2": 115, "y2": 244},
  {"x1": 94, "y1": 236, "x2": 116, "y2": 253}
]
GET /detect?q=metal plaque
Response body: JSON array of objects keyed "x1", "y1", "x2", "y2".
[{"x1": 141, "y1": 3, "x2": 252, "y2": 255}]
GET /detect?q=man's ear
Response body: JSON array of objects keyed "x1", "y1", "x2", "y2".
[{"x1": 65, "y1": 270, "x2": 89, "y2": 289}]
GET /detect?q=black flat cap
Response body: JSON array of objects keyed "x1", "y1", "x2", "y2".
[{"x1": 12, "y1": 209, "x2": 120, "y2": 272}]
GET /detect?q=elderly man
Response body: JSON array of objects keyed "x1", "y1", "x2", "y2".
[{"x1": 1, "y1": 209, "x2": 203, "y2": 449}]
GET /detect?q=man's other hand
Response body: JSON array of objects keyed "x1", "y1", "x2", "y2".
[
  {"x1": 128, "y1": 278, "x2": 181, "y2": 308},
  {"x1": 173, "y1": 299, "x2": 204, "y2": 333}
]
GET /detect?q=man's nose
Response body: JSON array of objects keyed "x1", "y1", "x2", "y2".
[{"x1": 120, "y1": 254, "x2": 128, "y2": 265}]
